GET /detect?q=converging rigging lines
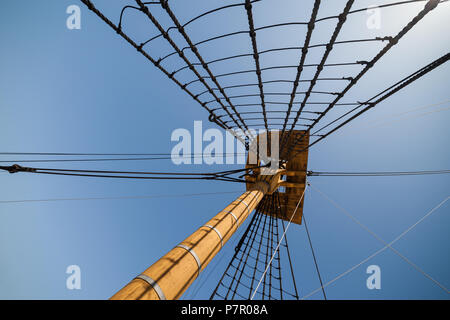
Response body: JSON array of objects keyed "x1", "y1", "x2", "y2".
[{"x1": 80, "y1": 0, "x2": 448, "y2": 153}]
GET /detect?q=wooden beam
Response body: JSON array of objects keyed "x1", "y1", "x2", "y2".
[{"x1": 110, "y1": 181, "x2": 270, "y2": 300}]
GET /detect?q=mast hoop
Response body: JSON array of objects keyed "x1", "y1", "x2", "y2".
[
  {"x1": 135, "y1": 274, "x2": 166, "y2": 300},
  {"x1": 176, "y1": 244, "x2": 202, "y2": 277},
  {"x1": 203, "y1": 224, "x2": 224, "y2": 248}
]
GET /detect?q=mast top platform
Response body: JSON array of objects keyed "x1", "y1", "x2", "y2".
[{"x1": 245, "y1": 130, "x2": 309, "y2": 225}]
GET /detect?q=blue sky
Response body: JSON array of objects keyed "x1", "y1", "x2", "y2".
[{"x1": 0, "y1": 0, "x2": 449, "y2": 299}]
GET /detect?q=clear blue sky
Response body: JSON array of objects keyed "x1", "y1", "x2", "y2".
[{"x1": 0, "y1": 0, "x2": 449, "y2": 299}]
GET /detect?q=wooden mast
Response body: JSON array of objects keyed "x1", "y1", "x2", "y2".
[{"x1": 111, "y1": 181, "x2": 270, "y2": 300}]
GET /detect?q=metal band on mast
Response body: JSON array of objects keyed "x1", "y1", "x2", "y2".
[{"x1": 110, "y1": 181, "x2": 269, "y2": 300}]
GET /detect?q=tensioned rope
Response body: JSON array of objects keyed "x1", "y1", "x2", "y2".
[
  {"x1": 302, "y1": 212, "x2": 326, "y2": 300},
  {"x1": 309, "y1": 182, "x2": 450, "y2": 294},
  {"x1": 287, "y1": 52, "x2": 450, "y2": 160},
  {"x1": 301, "y1": 194, "x2": 449, "y2": 299},
  {"x1": 0, "y1": 191, "x2": 242, "y2": 205},
  {"x1": 0, "y1": 152, "x2": 247, "y2": 164},
  {"x1": 210, "y1": 193, "x2": 299, "y2": 300},
  {"x1": 79, "y1": 0, "x2": 448, "y2": 159},
  {"x1": 0, "y1": 163, "x2": 267, "y2": 183},
  {"x1": 282, "y1": 0, "x2": 445, "y2": 159},
  {"x1": 0, "y1": 152, "x2": 247, "y2": 156},
  {"x1": 280, "y1": 0, "x2": 321, "y2": 140},
  {"x1": 185, "y1": 207, "x2": 251, "y2": 299},
  {"x1": 333, "y1": 100, "x2": 450, "y2": 135},
  {"x1": 276, "y1": 192, "x2": 300, "y2": 299},
  {"x1": 250, "y1": 183, "x2": 308, "y2": 299},
  {"x1": 280, "y1": 0, "x2": 355, "y2": 158},
  {"x1": 210, "y1": 200, "x2": 265, "y2": 300},
  {"x1": 304, "y1": 53, "x2": 450, "y2": 151}
]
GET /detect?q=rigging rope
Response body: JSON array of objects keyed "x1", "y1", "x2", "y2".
[
  {"x1": 250, "y1": 183, "x2": 308, "y2": 299},
  {"x1": 210, "y1": 193, "x2": 299, "y2": 300},
  {"x1": 301, "y1": 196, "x2": 450, "y2": 299},
  {"x1": 0, "y1": 152, "x2": 247, "y2": 156},
  {"x1": 280, "y1": 0, "x2": 355, "y2": 158},
  {"x1": 280, "y1": 0, "x2": 321, "y2": 139},
  {"x1": 308, "y1": 183, "x2": 450, "y2": 295},
  {"x1": 335, "y1": 100, "x2": 450, "y2": 136},
  {"x1": 0, "y1": 155, "x2": 247, "y2": 164},
  {"x1": 244, "y1": 0, "x2": 268, "y2": 131},
  {"x1": 287, "y1": 52, "x2": 450, "y2": 159},
  {"x1": 302, "y1": 212, "x2": 327, "y2": 300},
  {"x1": 0, "y1": 163, "x2": 267, "y2": 183},
  {"x1": 79, "y1": 0, "x2": 448, "y2": 159},
  {"x1": 209, "y1": 200, "x2": 263, "y2": 300},
  {"x1": 276, "y1": 192, "x2": 300, "y2": 299},
  {"x1": 0, "y1": 191, "x2": 242, "y2": 205},
  {"x1": 284, "y1": 0, "x2": 444, "y2": 158}
]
